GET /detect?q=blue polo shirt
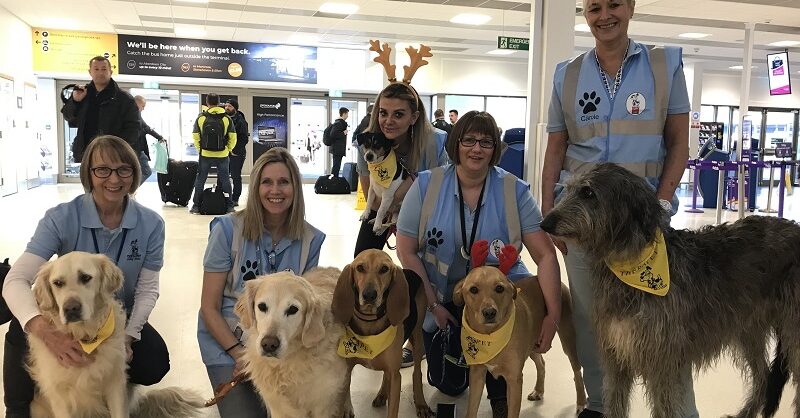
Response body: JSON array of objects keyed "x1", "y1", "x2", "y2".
[{"x1": 26, "y1": 193, "x2": 165, "y2": 312}]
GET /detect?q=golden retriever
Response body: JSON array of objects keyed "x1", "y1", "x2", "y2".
[
  {"x1": 28, "y1": 251, "x2": 204, "y2": 418},
  {"x1": 235, "y1": 267, "x2": 351, "y2": 418},
  {"x1": 331, "y1": 249, "x2": 432, "y2": 418},
  {"x1": 453, "y1": 268, "x2": 586, "y2": 418}
]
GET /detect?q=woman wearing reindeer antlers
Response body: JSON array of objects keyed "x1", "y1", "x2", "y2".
[
  {"x1": 396, "y1": 111, "x2": 562, "y2": 418},
  {"x1": 541, "y1": 1, "x2": 692, "y2": 417},
  {"x1": 352, "y1": 40, "x2": 449, "y2": 259}
]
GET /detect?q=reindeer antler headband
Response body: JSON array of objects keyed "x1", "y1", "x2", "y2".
[
  {"x1": 369, "y1": 40, "x2": 433, "y2": 84},
  {"x1": 470, "y1": 240, "x2": 518, "y2": 275}
]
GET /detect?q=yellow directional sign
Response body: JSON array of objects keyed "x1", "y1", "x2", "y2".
[{"x1": 33, "y1": 28, "x2": 118, "y2": 74}]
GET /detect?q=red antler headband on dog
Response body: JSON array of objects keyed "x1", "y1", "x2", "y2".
[
  {"x1": 369, "y1": 40, "x2": 433, "y2": 84},
  {"x1": 470, "y1": 240, "x2": 519, "y2": 274}
]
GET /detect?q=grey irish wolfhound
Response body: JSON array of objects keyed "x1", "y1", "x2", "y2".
[{"x1": 540, "y1": 163, "x2": 800, "y2": 418}]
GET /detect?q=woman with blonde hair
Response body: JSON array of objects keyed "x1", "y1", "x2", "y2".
[{"x1": 198, "y1": 147, "x2": 325, "y2": 417}]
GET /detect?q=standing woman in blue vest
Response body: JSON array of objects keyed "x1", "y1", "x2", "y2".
[
  {"x1": 396, "y1": 111, "x2": 562, "y2": 416},
  {"x1": 541, "y1": 1, "x2": 691, "y2": 417},
  {"x1": 2, "y1": 135, "x2": 169, "y2": 417},
  {"x1": 198, "y1": 147, "x2": 325, "y2": 417},
  {"x1": 353, "y1": 82, "x2": 449, "y2": 258}
]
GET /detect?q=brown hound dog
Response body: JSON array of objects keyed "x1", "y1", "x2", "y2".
[
  {"x1": 453, "y1": 242, "x2": 586, "y2": 418},
  {"x1": 332, "y1": 249, "x2": 434, "y2": 417}
]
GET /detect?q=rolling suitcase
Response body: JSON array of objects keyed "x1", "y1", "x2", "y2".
[
  {"x1": 314, "y1": 175, "x2": 351, "y2": 194},
  {"x1": 200, "y1": 185, "x2": 227, "y2": 215},
  {"x1": 158, "y1": 159, "x2": 199, "y2": 207},
  {"x1": 342, "y1": 162, "x2": 358, "y2": 192}
]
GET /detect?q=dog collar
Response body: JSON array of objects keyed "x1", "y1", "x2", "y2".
[
  {"x1": 367, "y1": 150, "x2": 398, "y2": 188},
  {"x1": 337, "y1": 325, "x2": 397, "y2": 359},
  {"x1": 460, "y1": 304, "x2": 515, "y2": 365},
  {"x1": 606, "y1": 228, "x2": 671, "y2": 296},
  {"x1": 79, "y1": 308, "x2": 115, "y2": 354}
]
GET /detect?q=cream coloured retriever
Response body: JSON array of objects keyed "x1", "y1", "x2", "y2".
[
  {"x1": 28, "y1": 251, "x2": 204, "y2": 418},
  {"x1": 235, "y1": 267, "x2": 351, "y2": 418}
]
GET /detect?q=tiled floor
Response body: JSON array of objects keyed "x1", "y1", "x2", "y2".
[{"x1": 0, "y1": 179, "x2": 797, "y2": 417}]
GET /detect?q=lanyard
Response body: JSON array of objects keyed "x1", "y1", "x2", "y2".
[
  {"x1": 90, "y1": 228, "x2": 128, "y2": 265},
  {"x1": 254, "y1": 237, "x2": 279, "y2": 276},
  {"x1": 595, "y1": 42, "x2": 629, "y2": 99},
  {"x1": 457, "y1": 176, "x2": 487, "y2": 267}
]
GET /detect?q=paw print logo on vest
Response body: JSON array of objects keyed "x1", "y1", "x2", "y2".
[
  {"x1": 241, "y1": 260, "x2": 259, "y2": 281},
  {"x1": 426, "y1": 228, "x2": 444, "y2": 249},
  {"x1": 579, "y1": 91, "x2": 601, "y2": 115}
]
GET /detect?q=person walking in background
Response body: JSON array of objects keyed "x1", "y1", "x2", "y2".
[
  {"x1": 224, "y1": 99, "x2": 249, "y2": 206},
  {"x1": 541, "y1": 1, "x2": 691, "y2": 416},
  {"x1": 133, "y1": 95, "x2": 165, "y2": 185},
  {"x1": 353, "y1": 104, "x2": 373, "y2": 197},
  {"x1": 329, "y1": 107, "x2": 349, "y2": 177},
  {"x1": 61, "y1": 56, "x2": 139, "y2": 163},
  {"x1": 432, "y1": 109, "x2": 452, "y2": 134},
  {"x1": 190, "y1": 93, "x2": 237, "y2": 214}
]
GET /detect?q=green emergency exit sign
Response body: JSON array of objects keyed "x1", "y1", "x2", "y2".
[{"x1": 497, "y1": 36, "x2": 529, "y2": 51}]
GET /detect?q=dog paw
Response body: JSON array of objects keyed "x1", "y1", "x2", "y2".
[
  {"x1": 527, "y1": 390, "x2": 543, "y2": 401},
  {"x1": 372, "y1": 393, "x2": 387, "y2": 407},
  {"x1": 416, "y1": 405, "x2": 435, "y2": 418},
  {"x1": 372, "y1": 223, "x2": 388, "y2": 236},
  {"x1": 359, "y1": 210, "x2": 370, "y2": 222}
]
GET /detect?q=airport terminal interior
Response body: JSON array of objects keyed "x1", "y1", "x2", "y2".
[{"x1": 0, "y1": 0, "x2": 800, "y2": 416}]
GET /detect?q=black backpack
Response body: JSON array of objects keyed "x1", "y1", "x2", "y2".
[
  {"x1": 200, "y1": 185, "x2": 227, "y2": 215},
  {"x1": 322, "y1": 123, "x2": 334, "y2": 146},
  {"x1": 200, "y1": 111, "x2": 227, "y2": 151}
]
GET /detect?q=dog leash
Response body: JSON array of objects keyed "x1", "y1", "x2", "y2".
[
  {"x1": 385, "y1": 225, "x2": 398, "y2": 250},
  {"x1": 204, "y1": 374, "x2": 246, "y2": 407}
]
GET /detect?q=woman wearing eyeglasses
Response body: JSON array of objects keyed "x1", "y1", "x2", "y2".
[
  {"x1": 2, "y1": 135, "x2": 169, "y2": 416},
  {"x1": 198, "y1": 147, "x2": 325, "y2": 417},
  {"x1": 395, "y1": 111, "x2": 562, "y2": 416}
]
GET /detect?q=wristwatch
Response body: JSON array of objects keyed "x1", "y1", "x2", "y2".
[{"x1": 658, "y1": 199, "x2": 672, "y2": 212}]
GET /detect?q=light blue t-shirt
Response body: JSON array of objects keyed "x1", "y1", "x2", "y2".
[{"x1": 26, "y1": 193, "x2": 165, "y2": 312}]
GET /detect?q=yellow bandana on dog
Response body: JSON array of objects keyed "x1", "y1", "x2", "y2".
[
  {"x1": 367, "y1": 150, "x2": 398, "y2": 188},
  {"x1": 606, "y1": 229, "x2": 671, "y2": 296},
  {"x1": 460, "y1": 306, "x2": 515, "y2": 365},
  {"x1": 337, "y1": 325, "x2": 397, "y2": 359},
  {"x1": 79, "y1": 309, "x2": 115, "y2": 354}
]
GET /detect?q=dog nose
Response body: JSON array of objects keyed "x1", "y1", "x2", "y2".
[
  {"x1": 540, "y1": 213, "x2": 559, "y2": 233},
  {"x1": 362, "y1": 287, "x2": 378, "y2": 303},
  {"x1": 260, "y1": 335, "x2": 280, "y2": 355},
  {"x1": 482, "y1": 308, "x2": 497, "y2": 322},
  {"x1": 365, "y1": 153, "x2": 374, "y2": 162},
  {"x1": 63, "y1": 299, "x2": 83, "y2": 322}
]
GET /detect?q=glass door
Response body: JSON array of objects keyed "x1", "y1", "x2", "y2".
[
  {"x1": 330, "y1": 99, "x2": 368, "y2": 165},
  {"x1": 760, "y1": 110, "x2": 797, "y2": 185},
  {"x1": 290, "y1": 98, "x2": 328, "y2": 179},
  {"x1": 0, "y1": 76, "x2": 17, "y2": 195}
]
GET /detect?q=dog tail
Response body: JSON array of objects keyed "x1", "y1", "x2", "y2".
[
  {"x1": 130, "y1": 387, "x2": 207, "y2": 418},
  {"x1": 763, "y1": 338, "x2": 789, "y2": 417}
]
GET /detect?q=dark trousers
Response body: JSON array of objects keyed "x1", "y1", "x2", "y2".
[
  {"x1": 354, "y1": 210, "x2": 392, "y2": 258},
  {"x1": 331, "y1": 153, "x2": 344, "y2": 177},
  {"x1": 421, "y1": 302, "x2": 508, "y2": 400},
  {"x1": 4, "y1": 318, "x2": 170, "y2": 417},
  {"x1": 228, "y1": 153, "x2": 246, "y2": 203},
  {"x1": 193, "y1": 155, "x2": 232, "y2": 207}
]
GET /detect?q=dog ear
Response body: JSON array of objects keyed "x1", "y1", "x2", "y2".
[
  {"x1": 452, "y1": 278, "x2": 466, "y2": 306},
  {"x1": 331, "y1": 264, "x2": 355, "y2": 324},
  {"x1": 386, "y1": 266, "x2": 409, "y2": 326},
  {"x1": 356, "y1": 132, "x2": 369, "y2": 146},
  {"x1": 506, "y1": 276, "x2": 517, "y2": 300},
  {"x1": 235, "y1": 280, "x2": 257, "y2": 330},
  {"x1": 97, "y1": 254, "x2": 123, "y2": 294},
  {"x1": 32, "y1": 261, "x2": 56, "y2": 314},
  {"x1": 301, "y1": 293, "x2": 326, "y2": 348}
]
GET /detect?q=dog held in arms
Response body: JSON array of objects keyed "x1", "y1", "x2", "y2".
[
  {"x1": 540, "y1": 163, "x2": 800, "y2": 418},
  {"x1": 28, "y1": 251, "x2": 204, "y2": 418},
  {"x1": 235, "y1": 267, "x2": 352, "y2": 418},
  {"x1": 357, "y1": 131, "x2": 410, "y2": 235},
  {"x1": 331, "y1": 249, "x2": 433, "y2": 418},
  {"x1": 453, "y1": 240, "x2": 586, "y2": 418}
]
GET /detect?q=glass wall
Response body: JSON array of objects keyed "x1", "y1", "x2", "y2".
[
  {"x1": 486, "y1": 97, "x2": 527, "y2": 133},
  {"x1": 290, "y1": 98, "x2": 328, "y2": 179}
]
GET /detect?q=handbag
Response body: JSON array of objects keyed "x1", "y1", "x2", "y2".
[{"x1": 427, "y1": 324, "x2": 469, "y2": 396}]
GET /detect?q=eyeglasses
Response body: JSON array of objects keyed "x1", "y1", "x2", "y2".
[
  {"x1": 90, "y1": 166, "x2": 134, "y2": 178},
  {"x1": 459, "y1": 136, "x2": 495, "y2": 149}
]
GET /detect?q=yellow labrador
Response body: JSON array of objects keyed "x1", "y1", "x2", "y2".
[
  {"x1": 235, "y1": 268, "x2": 351, "y2": 418},
  {"x1": 29, "y1": 251, "x2": 204, "y2": 418}
]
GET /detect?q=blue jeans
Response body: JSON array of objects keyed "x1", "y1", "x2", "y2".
[
  {"x1": 138, "y1": 151, "x2": 152, "y2": 185},
  {"x1": 565, "y1": 243, "x2": 698, "y2": 416},
  {"x1": 193, "y1": 155, "x2": 232, "y2": 207},
  {"x1": 206, "y1": 365, "x2": 268, "y2": 418}
]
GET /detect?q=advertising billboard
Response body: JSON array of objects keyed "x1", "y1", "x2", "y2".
[{"x1": 767, "y1": 51, "x2": 791, "y2": 96}]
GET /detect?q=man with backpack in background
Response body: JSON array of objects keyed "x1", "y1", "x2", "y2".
[
  {"x1": 324, "y1": 107, "x2": 349, "y2": 177},
  {"x1": 190, "y1": 93, "x2": 237, "y2": 214},
  {"x1": 223, "y1": 98, "x2": 249, "y2": 206},
  {"x1": 432, "y1": 108, "x2": 452, "y2": 134}
]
